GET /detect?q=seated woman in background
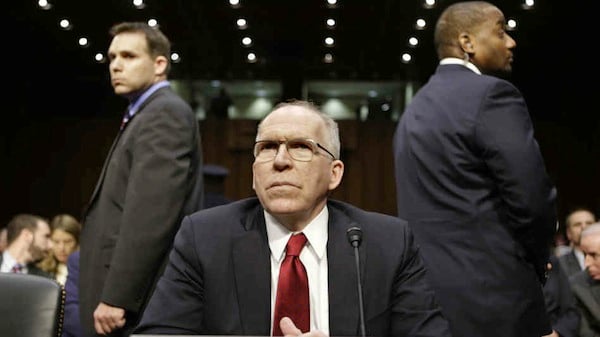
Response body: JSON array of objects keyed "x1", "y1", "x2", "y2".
[{"x1": 37, "y1": 214, "x2": 81, "y2": 285}]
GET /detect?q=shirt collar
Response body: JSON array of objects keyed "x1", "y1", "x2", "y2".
[
  {"x1": 128, "y1": 80, "x2": 170, "y2": 115},
  {"x1": 439, "y1": 57, "x2": 482, "y2": 75},
  {"x1": 266, "y1": 206, "x2": 329, "y2": 263}
]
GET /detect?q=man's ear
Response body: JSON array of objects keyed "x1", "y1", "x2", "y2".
[
  {"x1": 154, "y1": 55, "x2": 168, "y2": 76},
  {"x1": 459, "y1": 33, "x2": 474, "y2": 53}
]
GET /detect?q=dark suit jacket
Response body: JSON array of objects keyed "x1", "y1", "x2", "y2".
[
  {"x1": 79, "y1": 85, "x2": 203, "y2": 337},
  {"x1": 394, "y1": 64, "x2": 557, "y2": 337},
  {"x1": 570, "y1": 271, "x2": 600, "y2": 337},
  {"x1": 544, "y1": 255, "x2": 580, "y2": 337},
  {"x1": 135, "y1": 198, "x2": 451, "y2": 337},
  {"x1": 559, "y1": 250, "x2": 583, "y2": 278},
  {"x1": 63, "y1": 250, "x2": 81, "y2": 337}
]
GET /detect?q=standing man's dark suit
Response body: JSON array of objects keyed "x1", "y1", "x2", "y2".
[
  {"x1": 394, "y1": 61, "x2": 557, "y2": 337},
  {"x1": 393, "y1": 5, "x2": 557, "y2": 336},
  {"x1": 79, "y1": 22, "x2": 203, "y2": 337},
  {"x1": 136, "y1": 198, "x2": 450, "y2": 336},
  {"x1": 79, "y1": 84, "x2": 203, "y2": 336}
]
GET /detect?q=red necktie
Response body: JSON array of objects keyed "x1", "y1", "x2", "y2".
[{"x1": 273, "y1": 233, "x2": 310, "y2": 336}]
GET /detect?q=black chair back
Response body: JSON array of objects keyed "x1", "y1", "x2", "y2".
[{"x1": 0, "y1": 273, "x2": 65, "y2": 337}]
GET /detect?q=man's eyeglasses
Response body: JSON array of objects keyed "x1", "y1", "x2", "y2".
[{"x1": 253, "y1": 138, "x2": 336, "y2": 162}]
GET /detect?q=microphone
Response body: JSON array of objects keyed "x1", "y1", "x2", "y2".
[{"x1": 346, "y1": 226, "x2": 366, "y2": 337}]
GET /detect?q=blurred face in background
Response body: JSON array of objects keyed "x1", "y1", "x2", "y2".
[
  {"x1": 581, "y1": 232, "x2": 600, "y2": 281},
  {"x1": 29, "y1": 220, "x2": 52, "y2": 263},
  {"x1": 51, "y1": 229, "x2": 78, "y2": 263},
  {"x1": 566, "y1": 210, "x2": 596, "y2": 248}
]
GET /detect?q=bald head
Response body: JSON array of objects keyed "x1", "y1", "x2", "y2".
[{"x1": 434, "y1": 1, "x2": 496, "y2": 59}]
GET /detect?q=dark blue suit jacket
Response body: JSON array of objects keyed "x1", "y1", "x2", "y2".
[
  {"x1": 394, "y1": 64, "x2": 557, "y2": 337},
  {"x1": 63, "y1": 250, "x2": 81, "y2": 337},
  {"x1": 136, "y1": 198, "x2": 451, "y2": 337}
]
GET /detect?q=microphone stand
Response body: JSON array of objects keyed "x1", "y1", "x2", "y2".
[{"x1": 347, "y1": 226, "x2": 366, "y2": 337}]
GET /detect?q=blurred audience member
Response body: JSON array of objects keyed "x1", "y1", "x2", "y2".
[
  {"x1": 554, "y1": 231, "x2": 572, "y2": 257},
  {"x1": 37, "y1": 214, "x2": 81, "y2": 285},
  {"x1": 569, "y1": 222, "x2": 600, "y2": 337},
  {"x1": 63, "y1": 250, "x2": 82, "y2": 337},
  {"x1": 543, "y1": 255, "x2": 580, "y2": 337},
  {"x1": 208, "y1": 87, "x2": 232, "y2": 120},
  {"x1": 0, "y1": 214, "x2": 53, "y2": 277},
  {"x1": 0, "y1": 227, "x2": 7, "y2": 252},
  {"x1": 203, "y1": 163, "x2": 232, "y2": 209},
  {"x1": 559, "y1": 207, "x2": 596, "y2": 277}
]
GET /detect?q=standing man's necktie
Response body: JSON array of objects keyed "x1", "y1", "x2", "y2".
[
  {"x1": 273, "y1": 233, "x2": 310, "y2": 336},
  {"x1": 10, "y1": 263, "x2": 24, "y2": 274}
]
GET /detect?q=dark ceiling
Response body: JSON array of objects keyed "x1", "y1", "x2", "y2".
[
  {"x1": 10, "y1": 0, "x2": 559, "y2": 82},
  {"x1": 5, "y1": 0, "x2": 589, "y2": 118}
]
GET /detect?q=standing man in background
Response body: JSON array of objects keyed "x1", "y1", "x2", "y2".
[
  {"x1": 79, "y1": 22, "x2": 203, "y2": 337},
  {"x1": 393, "y1": 2, "x2": 557, "y2": 337}
]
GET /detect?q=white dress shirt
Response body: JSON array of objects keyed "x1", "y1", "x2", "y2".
[{"x1": 266, "y1": 207, "x2": 330, "y2": 336}]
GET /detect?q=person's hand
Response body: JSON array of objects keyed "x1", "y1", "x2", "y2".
[
  {"x1": 93, "y1": 301, "x2": 126, "y2": 335},
  {"x1": 279, "y1": 317, "x2": 328, "y2": 337}
]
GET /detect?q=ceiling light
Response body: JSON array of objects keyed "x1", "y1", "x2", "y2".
[
  {"x1": 401, "y1": 53, "x2": 412, "y2": 64},
  {"x1": 95, "y1": 53, "x2": 106, "y2": 63},
  {"x1": 408, "y1": 36, "x2": 418, "y2": 47},
  {"x1": 236, "y1": 18, "x2": 247, "y2": 29},
  {"x1": 324, "y1": 37, "x2": 335, "y2": 46},
  {"x1": 59, "y1": 19, "x2": 72, "y2": 30},
  {"x1": 242, "y1": 37, "x2": 252, "y2": 46},
  {"x1": 171, "y1": 52, "x2": 181, "y2": 63},
  {"x1": 247, "y1": 52, "x2": 257, "y2": 63},
  {"x1": 507, "y1": 19, "x2": 517, "y2": 31},
  {"x1": 423, "y1": 0, "x2": 436, "y2": 8},
  {"x1": 147, "y1": 19, "x2": 158, "y2": 27},
  {"x1": 522, "y1": 0, "x2": 534, "y2": 9},
  {"x1": 78, "y1": 37, "x2": 89, "y2": 47},
  {"x1": 326, "y1": 18, "x2": 336, "y2": 28},
  {"x1": 323, "y1": 53, "x2": 333, "y2": 63},
  {"x1": 229, "y1": 0, "x2": 240, "y2": 8},
  {"x1": 38, "y1": 0, "x2": 52, "y2": 10},
  {"x1": 132, "y1": 0, "x2": 145, "y2": 9},
  {"x1": 415, "y1": 18, "x2": 427, "y2": 30}
]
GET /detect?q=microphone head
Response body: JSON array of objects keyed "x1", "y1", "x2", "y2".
[{"x1": 346, "y1": 226, "x2": 363, "y2": 248}]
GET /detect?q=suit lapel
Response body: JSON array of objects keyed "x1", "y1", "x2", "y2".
[
  {"x1": 232, "y1": 211, "x2": 271, "y2": 335},
  {"x1": 327, "y1": 208, "x2": 362, "y2": 336},
  {"x1": 86, "y1": 128, "x2": 123, "y2": 212}
]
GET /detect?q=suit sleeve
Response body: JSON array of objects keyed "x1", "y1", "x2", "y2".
[
  {"x1": 134, "y1": 216, "x2": 205, "y2": 334},
  {"x1": 102, "y1": 99, "x2": 199, "y2": 312},
  {"x1": 474, "y1": 80, "x2": 557, "y2": 282},
  {"x1": 390, "y1": 226, "x2": 452, "y2": 337}
]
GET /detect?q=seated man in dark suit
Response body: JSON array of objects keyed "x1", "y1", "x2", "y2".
[
  {"x1": 543, "y1": 255, "x2": 580, "y2": 337},
  {"x1": 135, "y1": 100, "x2": 451, "y2": 336},
  {"x1": 569, "y1": 222, "x2": 600, "y2": 337}
]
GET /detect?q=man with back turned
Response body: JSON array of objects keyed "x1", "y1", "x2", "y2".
[{"x1": 394, "y1": 2, "x2": 557, "y2": 337}]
